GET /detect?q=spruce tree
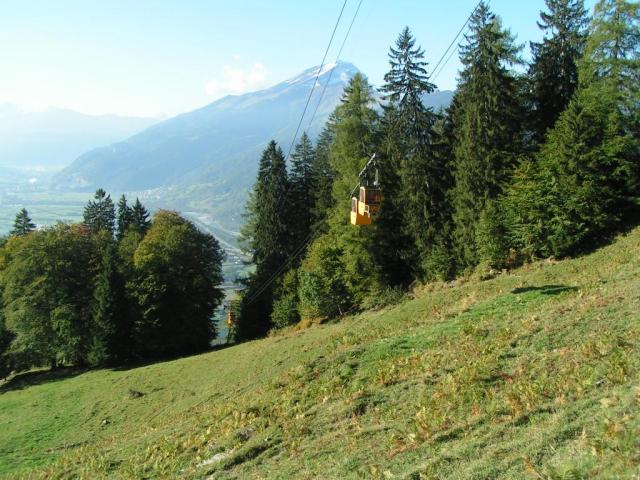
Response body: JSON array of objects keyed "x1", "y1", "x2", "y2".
[
  {"x1": 83, "y1": 189, "x2": 116, "y2": 235},
  {"x1": 10, "y1": 208, "x2": 36, "y2": 236},
  {"x1": 529, "y1": 0, "x2": 590, "y2": 144},
  {"x1": 116, "y1": 194, "x2": 134, "y2": 240},
  {"x1": 88, "y1": 232, "x2": 119, "y2": 366},
  {"x1": 298, "y1": 73, "x2": 382, "y2": 315},
  {"x1": 310, "y1": 118, "x2": 337, "y2": 233},
  {"x1": 379, "y1": 27, "x2": 452, "y2": 281},
  {"x1": 505, "y1": 0, "x2": 639, "y2": 257},
  {"x1": 237, "y1": 141, "x2": 291, "y2": 339},
  {"x1": 288, "y1": 132, "x2": 316, "y2": 250},
  {"x1": 130, "y1": 198, "x2": 151, "y2": 234},
  {"x1": 450, "y1": 2, "x2": 524, "y2": 269}
]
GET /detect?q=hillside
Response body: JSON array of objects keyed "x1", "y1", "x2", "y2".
[
  {"x1": 51, "y1": 63, "x2": 454, "y2": 231},
  {"x1": 50, "y1": 62, "x2": 360, "y2": 230},
  {"x1": 1, "y1": 227, "x2": 638, "y2": 479}
]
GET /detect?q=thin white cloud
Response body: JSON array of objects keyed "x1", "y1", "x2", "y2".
[{"x1": 205, "y1": 62, "x2": 269, "y2": 98}]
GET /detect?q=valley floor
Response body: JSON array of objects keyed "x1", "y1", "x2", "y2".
[{"x1": 1, "y1": 227, "x2": 639, "y2": 479}]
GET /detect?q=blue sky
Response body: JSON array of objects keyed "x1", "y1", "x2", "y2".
[{"x1": 0, "y1": 0, "x2": 596, "y2": 118}]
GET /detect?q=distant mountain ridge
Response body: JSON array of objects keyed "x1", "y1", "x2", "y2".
[
  {"x1": 0, "y1": 104, "x2": 157, "y2": 172},
  {"x1": 53, "y1": 62, "x2": 453, "y2": 231}
]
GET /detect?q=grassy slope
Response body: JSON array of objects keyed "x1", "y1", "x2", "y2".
[{"x1": 1, "y1": 228, "x2": 639, "y2": 479}]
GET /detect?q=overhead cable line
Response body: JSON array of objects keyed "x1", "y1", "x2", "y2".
[
  {"x1": 244, "y1": 0, "x2": 484, "y2": 308},
  {"x1": 244, "y1": 0, "x2": 363, "y2": 307},
  {"x1": 281, "y1": 0, "x2": 348, "y2": 166},
  {"x1": 430, "y1": 0, "x2": 487, "y2": 82},
  {"x1": 243, "y1": 231, "x2": 315, "y2": 306},
  {"x1": 306, "y1": 0, "x2": 364, "y2": 132}
]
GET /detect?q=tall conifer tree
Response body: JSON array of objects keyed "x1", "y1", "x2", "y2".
[
  {"x1": 379, "y1": 27, "x2": 452, "y2": 281},
  {"x1": 84, "y1": 189, "x2": 116, "y2": 235},
  {"x1": 238, "y1": 141, "x2": 291, "y2": 339},
  {"x1": 10, "y1": 208, "x2": 36, "y2": 236},
  {"x1": 289, "y1": 132, "x2": 316, "y2": 250},
  {"x1": 505, "y1": 0, "x2": 639, "y2": 257},
  {"x1": 298, "y1": 73, "x2": 382, "y2": 317},
  {"x1": 450, "y1": 2, "x2": 524, "y2": 269},
  {"x1": 529, "y1": 0, "x2": 590, "y2": 144},
  {"x1": 130, "y1": 198, "x2": 151, "y2": 234},
  {"x1": 116, "y1": 194, "x2": 134, "y2": 240},
  {"x1": 310, "y1": 118, "x2": 337, "y2": 233}
]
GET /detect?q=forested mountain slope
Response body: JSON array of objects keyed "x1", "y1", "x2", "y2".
[
  {"x1": 52, "y1": 62, "x2": 453, "y2": 230},
  {"x1": 1, "y1": 226, "x2": 638, "y2": 479}
]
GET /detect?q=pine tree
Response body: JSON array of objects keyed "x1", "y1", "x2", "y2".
[
  {"x1": 505, "y1": 0, "x2": 639, "y2": 257},
  {"x1": 88, "y1": 232, "x2": 119, "y2": 366},
  {"x1": 116, "y1": 194, "x2": 134, "y2": 240},
  {"x1": 584, "y1": 0, "x2": 639, "y2": 192},
  {"x1": 288, "y1": 132, "x2": 316, "y2": 250},
  {"x1": 10, "y1": 208, "x2": 36, "y2": 236},
  {"x1": 310, "y1": 118, "x2": 337, "y2": 233},
  {"x1": 237, "y1": 141, "x2": 291, "y2": 339},
  {"x1": 130, "y1": 198, "x2": 151, "y2": 234},
  {"x1": 529, "y1": 0, "x2": 590, "y2": 144},
  {"x1": 450, "y1": 2, "x2": 524, "y2": 269},
  {"x1": 298, "y1": 73, "x2": 382, "y2": 316},
  {"x1": 83, "y1": 189, "x2": 116, "y2": 235},
  {"x1": 379, "y1": 27, "x2": 452, "y2": 281}
]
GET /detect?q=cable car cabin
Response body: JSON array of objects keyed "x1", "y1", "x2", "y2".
[
  {"x1": 350, "y1": 186, "x2": 382, "y2": 226},
  {"x1": 226, "y1": 309, "x2": 236, "y2": 327}
]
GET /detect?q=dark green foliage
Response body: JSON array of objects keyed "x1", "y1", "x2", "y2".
[
  {"x1": 583, "y1": 0, "x2": 640, "y2": 193},
  {"x1": 0, "y1": 307, "x2": 14, "y2": 378},
  {"x1": 238, "y1": 141, "x2": 291, "y2": 340},
  {"x1": 132, "y1": 211, "x2": 224, "y2": 358},
  {"x1": 450, "y1": 2, "x2": 524, "y2": 269},
  {"x1": 0, "y1": 207, "x2": 224, "y2": 370},
  {"x1": 311, "y1": 120, "x2": 337, "y2": 233},
  {"x1": 115, "y1": 229, "x2": 144, "y2": 358},
  {"x1": 509, "y1": 82, "x2": 637, "y2": 257},
  {"x1": 288, "y1": 132, "x2": 316, "y2": 249},
  {"x1": 298, "y1": 237, "x2": 350, "y2": 319},
  {"x1": 10, "y1": 209, "x2": 36, "y2": 237},
  {"x1": 379, "y1": 27, "x2": 453, "y2": 282},
  {"x1": 130, "y1": 198, "x2": 151, "y2": 234},
  {"x1": 270, "y1": 269, "x2": 300, "y2": 329},
  {"x1": 1, "y1": 224, "x2": 95, "y2": 368},
  {"x1": 505, "y1": 0, "x2": 639, "y2": 258},
  {"x1": 529, "y1": 0, "x2": 590, "y2": 144},
  {"x1": 116, "y1": 195, "x2": 134, "y2": 240},
  {"x1": 475, "y1": 200, "x2": 509, "y2": 269},
  {"x1": 83, "y1": 189, "x2": 116, "y2": 235},
  {"x1": 88, "y1": 231, "x2": 131, "y2": 366}
]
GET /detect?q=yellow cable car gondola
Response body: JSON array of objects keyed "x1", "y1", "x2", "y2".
[
  {"x1": 226, "y1": 308, "x2": 236, "y2": 327},
  {"x1": 350, "y1": 153, "x2": 382, "y2": 226}
]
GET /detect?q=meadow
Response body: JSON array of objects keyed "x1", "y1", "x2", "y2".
[{"x1": 0, "y1": 227, "x2": 638, "y2": 479}]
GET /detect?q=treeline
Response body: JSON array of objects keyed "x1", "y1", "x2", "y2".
[
  {"x1": 0, "y1": 191, "x2": 224, "y2": 375},
  {"x1": 237, "y1": 0, "x2": 639, "y2": 339}
]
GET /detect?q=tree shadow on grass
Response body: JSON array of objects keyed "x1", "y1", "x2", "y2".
[
  {"x1": 0, "y1": 366, "x2": 88, "y2": 394},
  {"x1": 1, "y1": 342, "x2": 238, "y2": 393},
  {"x1": 110, "y1": 341, "x2": 236, "y2": 372},
  {"x1": 510, "y1": 285, "x2": 578, "y2": 295}
]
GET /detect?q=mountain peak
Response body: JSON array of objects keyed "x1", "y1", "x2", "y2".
[{"x1": 284, "y1": 61, "x2": 359, "y2": 86}]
